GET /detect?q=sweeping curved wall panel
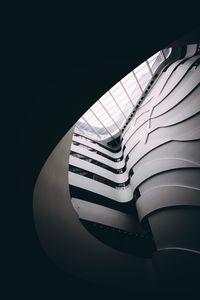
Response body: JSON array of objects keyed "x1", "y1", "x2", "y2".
[{"x1": 125, "y1": 55, "x2": 200, "y2": 219}]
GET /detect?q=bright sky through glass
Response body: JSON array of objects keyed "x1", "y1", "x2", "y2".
[{"x1": 75, "y1": 48, "x2": 171, "y2": 141}]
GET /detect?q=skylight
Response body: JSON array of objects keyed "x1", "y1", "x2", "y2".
[{"x1": 75, "y1": 48, "x2": 171, "y2": 141}]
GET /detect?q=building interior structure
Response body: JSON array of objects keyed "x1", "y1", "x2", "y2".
[
  {"x1": 14, "y1": 21, "x2": 200, "y2": 298},
  {"x1": 34, "y1": 37, "x2": 200, "y2": 291}
]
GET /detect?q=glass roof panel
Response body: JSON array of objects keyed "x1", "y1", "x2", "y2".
[{"x1": 74, "y1": 48, "x2": 171, "y2": 141}]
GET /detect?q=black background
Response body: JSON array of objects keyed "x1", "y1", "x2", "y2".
[{"x1": 5, "y1": 3, "x2": 200, "y2": 299}]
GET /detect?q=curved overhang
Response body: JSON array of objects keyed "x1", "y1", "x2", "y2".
[{"x1": 33, "y1": 127, "x2": 155, "y2": 289}]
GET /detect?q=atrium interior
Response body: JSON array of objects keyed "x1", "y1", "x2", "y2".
[{"x1": 33, "y1": 33, "x2": 200, "y2": 293}]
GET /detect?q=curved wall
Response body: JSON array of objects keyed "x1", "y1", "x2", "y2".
[
  {"x1": 68, "y1": 49, "x2": 200, "y2": 211},
  {"x1": 125, "y1": 47, "x2": 200, "y2": 286},
  {"x1": 68, "y1": 46, "x2": 200, "y2": 265},
  {"x1": 33, "y1": 127, "x2": 155, "y2": 290},
  {"x1": 33, "y1": 41, "x2": 200, "y2": 290}
]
